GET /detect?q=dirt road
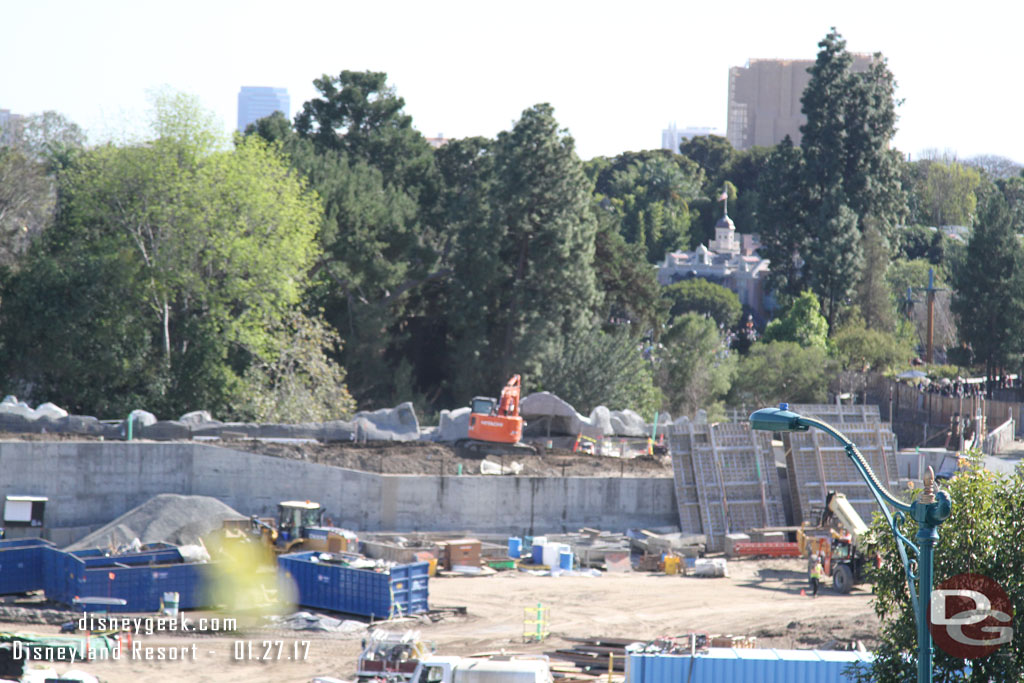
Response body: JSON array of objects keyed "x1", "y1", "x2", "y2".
[{"x1": 5, "y1": 557, "x2": 880, "y2": 683}]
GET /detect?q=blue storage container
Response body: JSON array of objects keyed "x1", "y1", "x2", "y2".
[
  {"x1": 0, "y1": 538, "x2": 53, "y2": 594},
  {"x1": 278, "y1": 553, "x2": 429, "y2": 618},
  {"x1": 627, "y1": 649, "x2": 872, "y2": 683},
  {"x1": 38, "y1": 545, "x2": 213, "y2": 613},
  {"x1": 531, "y1": 544, "x2": 543, "y2": 565},
  {"x1": 558, "y1": 550, "x2": 573, "y2": 571},
  {"x1": 508, "y1": 537, "x2": 522, "y2": 559}
]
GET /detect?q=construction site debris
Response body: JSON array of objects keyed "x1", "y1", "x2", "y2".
[
  {"x1": 272, "y1": 611, "x2": 368, "y2": 633},
  {"x1": 65, "y1": 494, "x2": 247, "y2": 551},
  {"x1": 692, "y1": 558, "x2": 729, "y2": 577}
]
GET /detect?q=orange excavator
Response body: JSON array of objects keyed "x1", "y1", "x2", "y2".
[{"x1": 455, "y1": 375, "x2": 539, "y2": 457}]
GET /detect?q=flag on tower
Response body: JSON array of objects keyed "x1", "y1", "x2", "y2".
[{"x1": 718, "y1": 190, "x2": 728, "y2": 201}]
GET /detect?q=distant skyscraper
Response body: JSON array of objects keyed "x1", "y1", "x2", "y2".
[
  {"x1": 727, "y1": 56, "x2": 871, "y2": 150},
  {"x1": 661, "y1": 124, "x2": 721, "y2": 153},
  {"x1": 237, "y1": 87, "x2": 290, "y2": 132}
]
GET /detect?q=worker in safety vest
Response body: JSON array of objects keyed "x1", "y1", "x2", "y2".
[{"x1": 810, "y1": 558, "x2": 824, "y2": 597}]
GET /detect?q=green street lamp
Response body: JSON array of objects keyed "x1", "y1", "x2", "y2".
[{"x1": 750, "y1": 404, "x2": 952, "y2": 683}]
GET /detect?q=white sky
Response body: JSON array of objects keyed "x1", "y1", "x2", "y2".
[{"x1": 3, "y1": 0, "x2": 1022, "y2": 164}]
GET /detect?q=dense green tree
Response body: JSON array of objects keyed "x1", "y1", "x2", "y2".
[
  {"x1": 887, "y1": 258, "x2": 947, "y2": 306},
  {"x1": 281, "y1": 72, "x2": 448, "y2": 407},
  {"x1": 762, "y1": 290, "x2": 829, "y2": 349},
  {"x1": 951, "y1": 190, "x2": 1024, "y2": 394},
  {"x1": 656, "y1": 313, "x2": 735, "y2": 418},
  {"x1": 539, "y1": 328, "x2": 661, "y2": 418},
  {"x1": 854, "y1": 460, "x2": 1024, "y2": 682},
  {"x1": 591, "y1": 202, "x2": 667, "y2": 336},
  {"x1": 897, "y1": 224, "x2": 946, "y2": 265},
  {"x1": 852, "y1": 225, "x2": 897, "y2": 332},
  {"x1": 830, "y1": 315, "x2": 915, "y2": 372},
  {"x1": 586, "y1": 150, "x2": 702, "y2": 262},
  {"x1": 997, "y1": 176, "x2": 1024, "y2": 235},
  {"x1": 662, "y1": 278, "x2": 742, "y2": 329},
  {"x1": 433, "y1": 136, "x2": 498, "y2": 404},
  {"x1": 759, "y1": 29, "x2": 907, "y2": 329},
  {"x1": 728, "y1": 341, "x2": 831, "y2": 407},
  {"x1": 917, "y1": 160, "x2": 981, "y2": 227},
  {"x1": 294, "y1": 70, "x2": 438, "y2": 199},
  {"x1": 755, "y1": 136, "x2": 808, "y2": 296},
  {"x1": 0, "y1": 94, "x2": 348, "y2": 419},
  {"x1": 678, "y1": 135, "x2": 735, "y2": 187},
  {"x1": 487, "y1": 104, "x2": 602, "y2": 387},
  {"x1": 681, "y1": 137, "x2": 770, "y2": 245},
  {"x1": 439, "y1": 105, "x2": 602, "y2": 403}
]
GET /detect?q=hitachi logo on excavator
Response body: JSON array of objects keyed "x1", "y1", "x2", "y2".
[{"x1": 480, "y1": 420, "x2": 504, "y2": 428}]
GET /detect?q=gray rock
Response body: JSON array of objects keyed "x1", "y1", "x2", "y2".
[
  {"x1": 179, "y1": 410, "x2": 215, "y2": 425},
  {"x1": 258, "y1": 423, "x2": 322, "y2": 440},
  {"x1": 435, "y1": 407, "x2": 471, "y2": 442},
  {"x1": 321, "y1": 420, "x2": 355, "y2": 442},
  {"x1": 139, "y1": 420, "x2": 190, "y2": 441}
]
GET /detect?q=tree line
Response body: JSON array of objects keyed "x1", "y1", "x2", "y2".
[{"x1": 0, "y1": 29, "x2": 1022, "y2": 422}]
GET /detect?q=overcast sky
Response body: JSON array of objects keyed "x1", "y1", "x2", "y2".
[{"x1": 3, "y1": 0, "x2": 1022, "y2": 164}]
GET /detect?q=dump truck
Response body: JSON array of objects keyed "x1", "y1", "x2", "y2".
[
  {"x1": 409, "y1": 656, "x2": 553, "y2": 683},
  {"x1": 797, "y1": 491, "x2": 878, "y2": 594}
]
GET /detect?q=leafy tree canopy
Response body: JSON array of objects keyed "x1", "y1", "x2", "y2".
[
  {"x1": 0, "y1": 93, "x2": 350, "y2": 419},
  {"x1": 539, "y1": 328, "x2": 662, "y2": 419},
  {"x1": 951, "y1": 189, "x2": 1024, "y2": 390},
  {"x1": 762, "y1": 290, "x2": 829, "y2": 349},
  {"x1": 856, "y1": 460, "x2": 1024, "y2": 682},
  {"x1": 728, "y1": 341, "x2": 832, "y2": 407},
  {"x1": 656, "y1": 312, "x2": 735, "y2": 419},
  {"x1": 662, "y1": 278, "x2": 742, "y2": 329}
]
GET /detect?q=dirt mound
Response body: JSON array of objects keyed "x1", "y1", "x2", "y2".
[
  {"x1": 66, "y1": 493, "x2": 247, "y2": 551},
  {"x1": 219, "y1": 439, "x2": 674, "y2": 477}
]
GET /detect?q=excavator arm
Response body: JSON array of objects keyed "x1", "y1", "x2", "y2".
[{"x1": 496, "y1": 374, "x2": 522, "y2": 417}]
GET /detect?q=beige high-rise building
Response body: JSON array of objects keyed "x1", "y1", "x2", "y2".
[{"x1": 727, "y1": 55, "x2": 872, "y2": 150}]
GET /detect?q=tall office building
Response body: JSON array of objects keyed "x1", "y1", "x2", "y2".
[
  {"x1": 726, "y1": 55, "x2": 871, "y2": 150},
  {"x1": 237, "y1": 87, "x2": 290, "y2": 132},
  {"x1": 661, "y1": 124, "x2": 721, "y2": 153}
]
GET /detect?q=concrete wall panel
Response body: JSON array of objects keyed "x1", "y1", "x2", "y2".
[{"x1": 0, "y1": 441, "x2": 676, "y2": 540}]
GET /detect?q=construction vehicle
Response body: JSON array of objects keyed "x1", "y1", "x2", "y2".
[
  {"x1": 220, "y1": 500, "x2": 357, "y2": 555},
  {"x1": 356, "y1": 629, "x2": 434, "y2": 682},
  {"x1": 797, "y1": 491, "x2": 878, "y2": 594},
  {"x1": 409, "y1": 655, "x2": 553, "y2": 683},
  {"x1": 455, "y1": 375, "x2": 539, "y2": 457}
]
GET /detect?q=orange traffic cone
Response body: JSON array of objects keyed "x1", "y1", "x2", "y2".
[{"x1": 800, "y1": 588, "x2": 806, "y2": 597}]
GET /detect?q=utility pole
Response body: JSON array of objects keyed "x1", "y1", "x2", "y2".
[{"x1": 926, "y1": 268, "x2": 936, "y2": 364}]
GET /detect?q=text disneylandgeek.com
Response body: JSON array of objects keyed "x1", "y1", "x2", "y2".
[{"x1": 10, "y1": 616, "x2": 311, "y2": 663}]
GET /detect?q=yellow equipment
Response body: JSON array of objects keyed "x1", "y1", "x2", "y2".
[{"x1": 796, "y1": 491, "x2": 877, "y2": 594}]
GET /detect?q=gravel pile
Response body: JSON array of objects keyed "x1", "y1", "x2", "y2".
[{"x1": 66, "y1": 494, "x2": 247, "y2": 551}]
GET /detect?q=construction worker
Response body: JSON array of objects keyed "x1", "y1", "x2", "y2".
[{"x1": 810, "y1": 557, "x2": 824, "y2": 598}]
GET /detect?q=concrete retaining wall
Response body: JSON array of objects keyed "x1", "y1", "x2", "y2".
[{"x1": 0, "y1": 442, "x2": 677, "y2": 542}]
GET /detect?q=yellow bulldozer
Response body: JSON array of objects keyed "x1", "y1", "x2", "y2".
[{"x1": 220, "y1": 500, "x2": 357, "y2": 555}]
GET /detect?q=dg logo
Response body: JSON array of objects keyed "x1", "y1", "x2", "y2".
[{"x1": 929, "y1": 573, "x2": 1014, "y2": 659}]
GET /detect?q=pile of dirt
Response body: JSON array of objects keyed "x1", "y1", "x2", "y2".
[
  {"x1": 217, "y1": 439, "x2": 674, "y2": 477},
  {"x1": 65, "y1": 493, "x2": 247, "y2": 551}
]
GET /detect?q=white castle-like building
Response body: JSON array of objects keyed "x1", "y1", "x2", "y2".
[{"x1": 657, "y1": 203, "x2": 773, "y2": 322}]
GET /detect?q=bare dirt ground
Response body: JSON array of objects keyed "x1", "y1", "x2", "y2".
[
  {"x1": 216, "y1": 438, "x2": 675, "y2": 478},
  {"x1": 3, "y1": 557, "x2": 880, "y2": 683}
]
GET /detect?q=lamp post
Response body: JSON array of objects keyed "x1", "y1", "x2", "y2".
[{"x1": 750, "y1": 404, "x2": 952, "y2": 683}]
